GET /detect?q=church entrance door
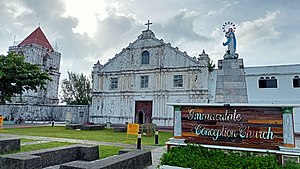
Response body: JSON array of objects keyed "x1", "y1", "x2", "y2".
[{"x1": 135, "y1": 101, "x2": 152, "y2": 124}]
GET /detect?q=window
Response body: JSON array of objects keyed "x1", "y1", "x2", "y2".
[
  {"x1": 293, "y1": 76, "x2": 300, "y2": 88},
  {"x1": 174, "y1": 75, "x2": 183, "y2": 87},
  {"x1": 140, "y1": 76, "x2": 149, "y2": 88},
  {"x1": 258, "y1": 76, "x2": 277, "y2": 88},
  {"x1": 110, "y1": 78, "x2": 118, "y2": 90},
  {"x1": 42, "y1": 54, "x2": 49, "y2": 66},
  {"x1": 141, "y1": 51, "x2": 150, "y2": 64}
]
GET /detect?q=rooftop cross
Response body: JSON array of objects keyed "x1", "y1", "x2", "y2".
[{"x1": 145, "y1": 20, "x2": 152, "y2": 30}]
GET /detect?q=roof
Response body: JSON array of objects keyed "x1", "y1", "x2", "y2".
[
  {"x1": 167, "y1": 103, "x2": 300, "y2": 108},
  {"x1": 18, "y1": 27, "x2": 53, "y2": 50}
]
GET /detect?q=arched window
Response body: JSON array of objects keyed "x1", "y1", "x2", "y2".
[
  {"x1": 293, "y1": 76, "x2": 300, "y2": 88},
  {"x1": 141, "y1": 51, "x2": 150, "y2": 64},
  {"x1": 42, "y1": 54, "x2": 49, "y2": 66},
  {"x1": 258, "y1": 76, "x2": 278, "y2": 88}
]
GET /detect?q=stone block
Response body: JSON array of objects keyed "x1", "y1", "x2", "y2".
[
  {"x1": 224, "y1": 82, "x2": 240, "y2": 89},
  {"x1": 0, "y1": 144, "x2": 99, "y2": 169},
  {"x1": 79, "y1": 145, "x2": 99, "y2": 161},
  {"x1": 216, "y1": 81, "x2": 224, "y2": 88},
  {"x1": 60, "y1": 150, "x2": 152, "y2": 169},
  {"x1": 118, "y1": 149, "x2": 134, "y2": 155},
  {"x1": 233, "y1": 75, "x2": 245, "y2": 82},
  {"x1": 0, "y1": 153, "x2": 42, "y2": 169},
  {"x1": 114, "y1": 127, "x2": 127, "y2": 132},
  {"x1": 215, "y1": 95, "x2": 224, "y2": 103},
  {"x1": 81, "y1": 125, "x2": 105, "y2": 130},
  {"x1": 65, "y1": 124, "x2": 82, "y2": 130},
  {"x1": 223, "y1": 75, "x2": 233, "y2": 81},
  {"x1": 0, "y1": 138, "x2": 20, "y2": 154}
]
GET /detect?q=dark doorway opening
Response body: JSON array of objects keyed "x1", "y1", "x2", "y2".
[
  {"x1": 135, "y1": 101, "x2": 152, "y2": 124},
  {"x1": 138, "y1": 111, "x2": 144, "y2": 124}
]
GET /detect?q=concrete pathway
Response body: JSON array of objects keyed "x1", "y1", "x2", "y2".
[{"x1": 145, "y1": 146, "x2": 166, "y2": 169}]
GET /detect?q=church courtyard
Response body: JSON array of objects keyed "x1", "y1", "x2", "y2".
[{"x1": 0, "y1": 125, "x2": 172, "y2": 146}]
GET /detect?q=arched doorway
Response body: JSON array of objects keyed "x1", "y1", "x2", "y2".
[{"x1": 135, "y1": 101, "x2": 152, "y2": 124}]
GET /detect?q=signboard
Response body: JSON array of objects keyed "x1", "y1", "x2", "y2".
[
  {"x1": 127, "y1": 123, "x2": 139, "y2": 135},
  {"x1": 181, "y1": 106, "x2": 284, "y2": 150},
  {"x1": 0, "y1": 116, "x2": 3, "y2": 129}
]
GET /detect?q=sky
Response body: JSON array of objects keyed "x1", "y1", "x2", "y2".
[{"x1": 0, "y1": 0, "x2": 299, "y2": 83}]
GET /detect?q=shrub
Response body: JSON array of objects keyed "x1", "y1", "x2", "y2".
[{"x1": 160, "y1": 144, "x2": 300, "y2": 169}]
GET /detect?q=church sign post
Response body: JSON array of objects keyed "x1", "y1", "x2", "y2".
[{"x1": 167, "y1": 103, "x2": 299, "y2": 150}]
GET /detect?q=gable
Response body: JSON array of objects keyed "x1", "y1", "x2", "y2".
[{"x1": 101, "y1": 30, "x2": 199, "y2": 72}]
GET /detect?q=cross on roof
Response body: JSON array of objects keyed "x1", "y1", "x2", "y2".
[{"x1": 145, "y1": 20, "x2": 152, "y2": 30}]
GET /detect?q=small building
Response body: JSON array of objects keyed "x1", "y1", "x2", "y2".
[{"x1": 245, "y1": 64, "x2": 300, "y2": 131}]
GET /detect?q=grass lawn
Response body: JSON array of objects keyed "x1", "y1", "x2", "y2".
[
  {"x1": 2, "y1": 126, "x2": 173, "y2": 146},
  {"x1": 21, "y1": 141, "x2": 73, "y2": 152},
  {"x1": 20, "y1": 138, "x2": 37, "y2": 143},
  {"x1": 99, "y1": 145, "x2": 123, "y2": 159}
]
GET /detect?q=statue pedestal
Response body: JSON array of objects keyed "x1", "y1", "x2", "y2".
[{"x1": 215, "y1": 58, "x2": 248, "y2": 103}]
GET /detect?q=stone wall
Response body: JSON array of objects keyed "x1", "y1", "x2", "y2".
[
  {"x1": 60, "y1": 149, "x2": 152, "y2": 169},
  {"x1": 0, "y1": 138, "x2": 20, "y2": 154},
  {"x1": 0, "y1": 144, "x2": 98, "y2": 169},
  {"x1": 0, "y1": 104, "x2": 90, "y2": 124}
]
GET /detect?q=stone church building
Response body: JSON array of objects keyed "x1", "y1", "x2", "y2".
[
  {"x1": 8, "y1": 27, "x2": 61, "y2": 105},
  {"x1": 90, "y1": 27, "x2": 244, "y2": 126}
]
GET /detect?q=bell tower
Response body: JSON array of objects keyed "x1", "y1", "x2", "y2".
[{"x1": 8, "y1": 27, "x2": 61, "y2": 104}]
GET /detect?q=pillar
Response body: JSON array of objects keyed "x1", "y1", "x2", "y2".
[
  {"x1": 173, "y1": 105, "x2": 182, "y2": 138},
  {"x1": 282, "y1": 107, "x2": 295, "y2": 147}
]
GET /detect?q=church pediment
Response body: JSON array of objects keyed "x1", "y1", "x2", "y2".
[{"x1": 101, "y1": 29, "x2": 200, "y2": 72}]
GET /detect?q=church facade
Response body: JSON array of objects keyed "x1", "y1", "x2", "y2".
[
  {"x1": 91, "y1": 29, "x2": 213, "y2": 126},
  {"x1": 8, "y1": 27, "x2": 61, "y2": 105}
]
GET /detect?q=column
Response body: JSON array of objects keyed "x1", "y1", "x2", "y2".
[
  {"x1": 168, "y1": 105, "x2": 185, "y2": 145},
  {"x1": 282, "y1": 107, "x2": 295, "y2": 147},
  {"x1": 173, "y1": 105, "x2": 182, "y2": 137}
]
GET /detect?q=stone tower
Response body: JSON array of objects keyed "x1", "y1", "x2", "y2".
[{"x1": 9, "y1": 27, "x2": 61, "y2": 104}]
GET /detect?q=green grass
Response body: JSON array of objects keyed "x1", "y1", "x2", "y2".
[
  {"x1": 99, "y1": 145, "x2": 123, "y2": 159},
  {"x1": 20, "y1": 138, "x2": 36, "y2": 143},
  {"x1": 2, "y1": 126, "x2": 173, "y2": 146},
  {"x1": 21, "y1": 141, "x2": 73, "y2": 152}
]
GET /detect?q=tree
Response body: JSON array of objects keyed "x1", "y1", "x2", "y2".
[
  {"x1": 0, "y1": 52, "x2": 52, "y2": 104},
  {"x1": 61, "y1": 71, "x2": 92, "y2": 105}
]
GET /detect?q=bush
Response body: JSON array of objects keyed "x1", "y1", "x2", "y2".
[{"x1": 160, "y1": 144, "x2": 300, "y2": 169}]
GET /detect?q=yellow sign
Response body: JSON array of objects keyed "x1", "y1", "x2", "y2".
[
  {"x1": 127, "y1": 123, "x2": 139, "y2": 135},
  {"x1": 0, "y1": 116, "x2": 3, "y2": 129}
]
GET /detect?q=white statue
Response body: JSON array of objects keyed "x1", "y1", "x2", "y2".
[{"x1": 222, "y1": 22, "x2": 239, "y2": 59}]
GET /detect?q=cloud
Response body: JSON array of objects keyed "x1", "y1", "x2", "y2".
[
  {"x1": 207, "y1": 1, "x2": 240, "y2": 17},
  {"x1": 0, "y1": 0, "x2": 96, "y2": 81},
  {"x1": 238, "y1": 11, "x2": 280, "y2": 50},
  {"x1": 155, "y1": 9, "x2": 209, "y2": 43}
]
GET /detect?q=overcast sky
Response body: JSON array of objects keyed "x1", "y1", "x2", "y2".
[{"x1": 0, "y1": 0, "x2": 299, "y2": 83}]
